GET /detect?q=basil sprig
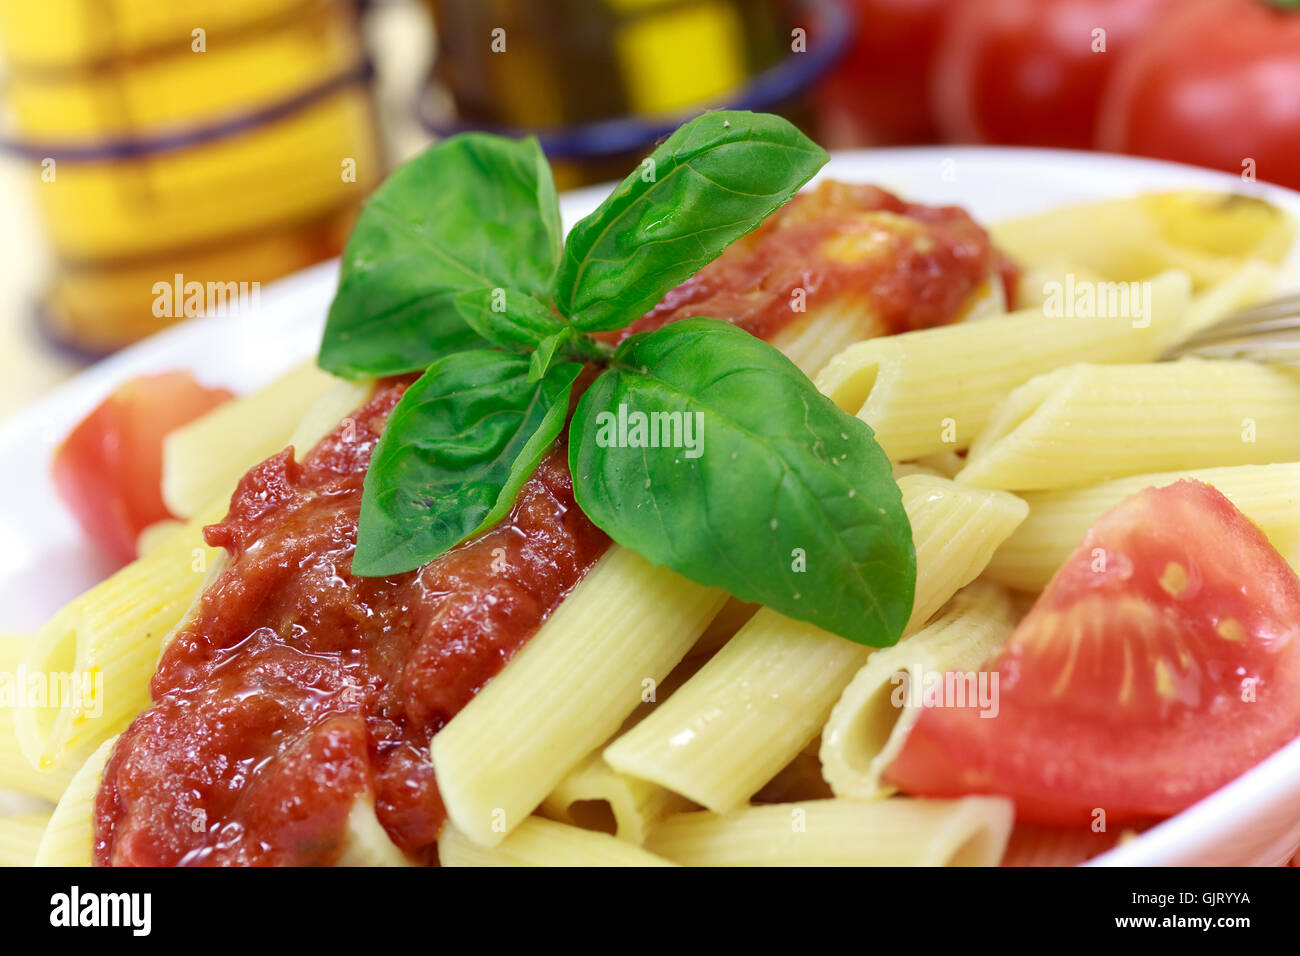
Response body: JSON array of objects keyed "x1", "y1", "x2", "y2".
[
  {"x1": 553, "y1": 111, "x2": 831, "y2": 331},
  {"x1": 319, "y1": 110, "x2": 916, "y2": 647},
  {"x1": 319, "y1": 134, "x2": 561, "y2": 378},
  {"x1": 355, "y1": 350, "x2": 581, "y2": 576},
  {"x1": 570, "y1": 318, "x2": 914, "y2": 643}
]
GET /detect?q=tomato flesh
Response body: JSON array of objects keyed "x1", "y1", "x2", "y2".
[
  {"x1": 886, "y1": 480, "x2": 1300, "y2": 825},
  {"x1": 52, "y1": 372, "x2": 234, "y2": 564}
]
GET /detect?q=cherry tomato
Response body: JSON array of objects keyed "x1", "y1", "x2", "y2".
[
  {"x1": 815, "y1": 0, "x2": 955, "y2": 146},
  {"x1": 932, "y1": 0, "x2": 1177, "y2": 148},
  {"x1": 52, "y1": 372, "x2": 233, "y2": 564},
  {"x1": 1096, "y1": 0, "x2": 1300, "y2": 191}
]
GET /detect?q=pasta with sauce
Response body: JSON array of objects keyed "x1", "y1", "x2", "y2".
[{"x1": 7, "y1": 157, "x2": 1300, "y2": 870}]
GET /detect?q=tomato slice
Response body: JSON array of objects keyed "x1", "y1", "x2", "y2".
[
  {"x1": 886, "y1": 480, "x2": 1300, "y2": 825},
  {"x1": 52, "y1": 372, "x2": 234, "y2": 565}
]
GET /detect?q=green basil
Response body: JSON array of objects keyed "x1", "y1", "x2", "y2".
[
  {"x1": 552, "y1": 110, "x2": 827, "y2": 332},
  {"x1": 353, "y1": 350, "x2": 581, "y2": 576},
  {"x1": 528, "y1": 327, "x2": 575, "y2": 382},
  {"x1": 329, "y1": 111, "x2": 918, "y2": 648},
  {"x1": 320, "y1": 133, "x2": 562, "y2": 378},
  {"x1": 569, "y1": 318, "x2": 915, "y2": 647},
  {"x1": 452, "y1": 287, "x2": 565, "y2": 353}
]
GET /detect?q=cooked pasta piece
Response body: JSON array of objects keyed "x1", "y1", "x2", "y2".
[
  {"x1": 13, "y1": 502, "x2": 224, "y2": 778},
  {"x1": 336, "y1": 799, "x2": 418, "y2": 867},
  {"x1": 135, "y1": 519, "x2": 184, "y2": 557},
  {"x1": 1000, "y1": 825, "x2": 1124, "y2": 867},
  {"x1": 770, "y1": 274, "x2": 1005, "y2": 378},
  {"x1": 957, "y1": 359, "x2": 1300, "y2": 491},
  {"x1": 1012, "y1": 260, "x2": 1106, "y2": 310},
  {"x1": 161, "y1": 361, "x2": 339, "y2": 518},
  {"x1": 820, "y1": 582, "x2": 1017, "y2": 800},
  {"x1": 540, "y1": 751, "x2": 691, "y2": 845},
  {"x1": 0, "y1": 633, "x2": 75, "y2": 801},
  {"x1": 1177, "y1": 259, "x2": 1280, "y2": 337},
  {"x1": 771, "y1": 301, "x2": 886, "y2": 378},
  {"x1": 33, "y1": 736, "x2": 115, "y2": 867},
  {"x1": 603, "y1": 475, "x2": 1027, "y2": 813},
  {"x1": 985, "y1": 462, "x2": 1300, "y2": 591},
  {"x1": 431, "y1": 546, "x2": 728, "y2": 847},
  {"x1": 0, "y1": 813, "x2": 50, "y2": 867},
  {"x1": 439, "y1": 816, "x2": 675, "y2": 866},
  {"x1": 285, "y1": 377, "x2": 376, "y2": 457},
  {"x1": 815, "y1": 272, "x2": 1191, "y2": 461},
  {"x1": 990, "y1": 190, "x2": 1296, "y2": 289},
  {"x1": 645, "y1": 797, "x2": 1014, "y2": 866}
]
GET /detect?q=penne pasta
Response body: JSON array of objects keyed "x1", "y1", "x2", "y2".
[
  {"x1": 438, "y1": 816, "x2": 675, "y2": 867},
  {"x1": 285, "y1": 377, "x2": 377, "y2": 458},
  {"x1": 771, "y1": 300, "x2": 886, "y2": 378},
  {"x1": 0, "y1": 813, "x2": 51, "y2": 867},
  {"x1": 985, "y1": 462, "x2": 1300, "y2": 591},
  {"x1": 430, "y1": 546, "x2": 728, "y2": 847},
  {"x1": 162, "y1": 361, "x2": 339, "y2": 518},
  {"x1": 990, "y1": 190, "x2": 1296, "y2": 289},
  {"x1": 13, "y1": 502, "x2": 223, "y2": 778},
  {"x1": 1177, "y1": 259, "x2": 1280, "y2": 338},
  {"x1": 815, "y1": 272, "x2": 1191, "y2": 461},
  {"x1": 0, "y1": 633, "x2": 75, "y2": 802},
  {"x1": 1000, "y1": 824, "x2": 1124, "y2": 867},
  {"x1": 603, "y1": 475, "x2": 1028, "y2": 814},
  {"x1": 957, "y1": 359, "x2": 1300, "y2": 491},
  {"x1": 336, "y1": 799, "x2": 418, "y2": 867},
  {"x1": 644, "y1": 797, "x2": 1014, "y2": 866},
  {"x1": 33, "y1": 736, "x2": 116, "y2": 867},
  {"x1": 540, "y1": 750, "x2": 692, "y2": 845},
  {"x1": 820, "y1": 582, "x2": 1017, "y2": 800},
  {"x1": 771, "y1": 275, "x2": 1005, "y2": 379}
]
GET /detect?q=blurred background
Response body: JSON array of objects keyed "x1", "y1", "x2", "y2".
[{"x1": 1, "y1": 0, "x2": 1297, "y2": 417}]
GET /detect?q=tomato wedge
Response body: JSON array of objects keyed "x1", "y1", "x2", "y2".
[
  {"x1": 52, "y1": 372, "x2": 234, "y2": 565},
  {"x1": 886, "y1": 480, "x2": 1300, "y2": 825}
]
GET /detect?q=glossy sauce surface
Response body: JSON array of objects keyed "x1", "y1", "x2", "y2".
[
  {"x1": 95, "y1": 380, "x2": 609, "y2": 865},
  {"x1": 619, "y1": 181, "x2": 1011, "y2": 342}
]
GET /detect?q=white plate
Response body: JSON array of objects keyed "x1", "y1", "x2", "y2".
[{"x1": 3, "y1": 148, "x2": 1300, "y2": 866}]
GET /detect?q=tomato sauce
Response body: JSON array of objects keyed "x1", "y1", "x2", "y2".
[
  {"x1": 93, "y1": 181, "x2": 1010, "y2": 867},
  {"x1": 94, "y1": 380, "x2": 609, "y2": 865},
  {"x1": 619, "y1": 181, "x2": 1011, "y2": 343}
]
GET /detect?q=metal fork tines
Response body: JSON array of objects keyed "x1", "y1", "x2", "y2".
[{"x1": 1165, "y1": 290, "x2": 1300, "y2": 362}]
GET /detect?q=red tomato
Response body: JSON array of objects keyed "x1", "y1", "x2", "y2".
[
  {"x1": 886, "y1": 480, "x2": 1300, "y2": 825},
  {"x1": 52, "y1": 372, "x2": 234, "y2": 564},
  {"x1": 1096, "y1": 0, "x2": 1300, "y2": 191},
  {"x1": 932, "y1": 0, "x2": 1177, "y2": 148},
  {"x1": 815, "y1": 0, "x2": 955, "y2": 147}
]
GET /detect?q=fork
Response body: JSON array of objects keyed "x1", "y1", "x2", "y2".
[{"x1": 1166, "y1": 290, "x2": 1300, "y2": 362}]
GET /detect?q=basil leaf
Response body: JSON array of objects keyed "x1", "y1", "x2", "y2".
[
  {"x1": 569, "y1": 318, "x2": 914, "y2": 646},
  {"x1": 354, "y1": 351, "x2": 581, "y2": 576},
  {"x1": 320, "y1": 133, "x2": 562, "y2": 378},
  {"x1": 552, "y1": 111, "x2": 828, "y2": 332},
  {"x1": 528, "y1": 327, "x2": 575, "y2": 382},
  {"x1": 452, "y1": 287, "x2": 566, "y2": 353}
]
